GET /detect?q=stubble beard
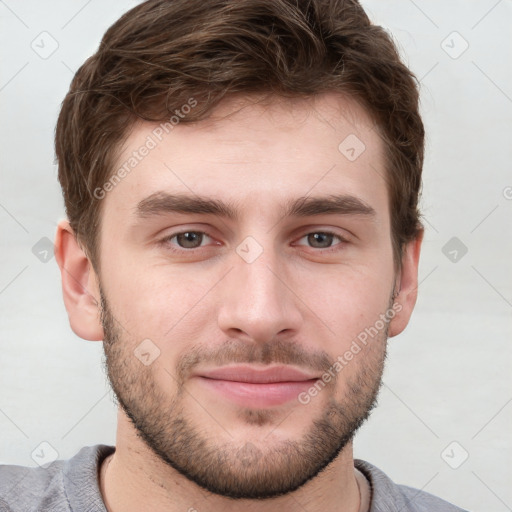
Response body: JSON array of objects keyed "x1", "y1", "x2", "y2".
[{"x1": 100, "y1": 286, "x2": 388, "y2": 499}]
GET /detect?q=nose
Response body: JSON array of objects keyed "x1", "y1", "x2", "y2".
[{"x1": 217, "y1": 243, "x2": 303, "y2": 344}]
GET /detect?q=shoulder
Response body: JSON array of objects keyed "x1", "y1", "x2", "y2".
[
  {"x1": 0, "y1": 444, "x2": 114, "y2": 512},
  {"x1": 355, "y1": 459, "x2": 470, "y2": 512}
]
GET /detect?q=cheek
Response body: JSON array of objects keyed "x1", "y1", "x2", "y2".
[
  {"x1": 293, "y1": 261, "x2": 394, "y2": 345},
  {"x1": 102, "y1": 258, "x2": 216, "y2": 345}
]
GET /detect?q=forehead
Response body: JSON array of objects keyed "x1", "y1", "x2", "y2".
[{"x1": 102, "y1": 92, "x2": 388, "y2": 224}]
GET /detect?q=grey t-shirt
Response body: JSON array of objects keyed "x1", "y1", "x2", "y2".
[{"x1": 0, "y1": 445, "x2": 468, "y2": 511}]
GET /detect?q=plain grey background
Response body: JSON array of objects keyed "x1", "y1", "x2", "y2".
[{"x1": 1, "y1": 1, "x2": 511, "y2": 511}]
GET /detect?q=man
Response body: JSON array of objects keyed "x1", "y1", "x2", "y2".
[{"x1": 0, "y1": 0, "x2": 467, "y2": 510}]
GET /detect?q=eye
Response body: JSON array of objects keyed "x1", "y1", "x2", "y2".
[
  {"x1": 159, "y1": 229, "x2": 347, "y2": 255},
  {"x1": 295, "y1": 231, "x2": 347, "y2": 252},
  {"x1": 161, "y1": 230, "x2": 215, "y2": 252}
]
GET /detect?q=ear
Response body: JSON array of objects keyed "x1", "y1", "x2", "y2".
[
  {"x1": 54, "y1": 219, "x2": 104, "y2": 341},
  {"x1": 388, "y1": 228, "x2": 424, "y2": 338}
]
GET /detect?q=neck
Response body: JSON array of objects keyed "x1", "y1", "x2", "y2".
[{"x1": 100, "y1": 411, "x2": 361, "y2": 512}]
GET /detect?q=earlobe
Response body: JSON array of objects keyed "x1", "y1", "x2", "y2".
[
  {"x1": 54, "y1": 219, "x2": 104, "y2": 341},
  {"x1": 388, "y1": 229, "x2": 424, "y2": 338}
]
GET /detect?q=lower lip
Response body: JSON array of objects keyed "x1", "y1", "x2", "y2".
[{"x1": 196, "y1": 377, "x2": 318, "y2": 408}]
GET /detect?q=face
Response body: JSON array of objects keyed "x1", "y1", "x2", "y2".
[{"x1": 97, "y1": 93, "x2": 399, "y2": 499}]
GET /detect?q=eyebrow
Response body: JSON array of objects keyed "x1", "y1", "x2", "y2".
[{"x1": 135, "y1": 191, "x2": 376, "y2": 221}]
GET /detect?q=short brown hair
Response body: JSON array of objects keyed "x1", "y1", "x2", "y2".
[{"x1": 55, "y1": 0, "x2": 424, "y2": 273}]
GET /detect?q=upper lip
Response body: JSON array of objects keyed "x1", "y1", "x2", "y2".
[{"x1": 196, "y1": 365, "x2": 320, "y2": 384}]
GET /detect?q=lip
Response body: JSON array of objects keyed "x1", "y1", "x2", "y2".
[
  {"x1": 196, "y1": 364, "x2": 320, "y2": 383},
  {"x1": 193, "y1": 365, "x2": 320, "y2": 408}
]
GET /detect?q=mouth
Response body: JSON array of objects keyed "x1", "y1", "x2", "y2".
[{"x1": 193, "y1": 365, "x2": 320, "y2": 408}]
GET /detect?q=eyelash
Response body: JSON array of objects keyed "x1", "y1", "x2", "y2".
[{"x1": 159, "y1": 229, "x2": 348, "y2": 254}]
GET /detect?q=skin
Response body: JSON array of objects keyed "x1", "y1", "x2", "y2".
[{"x1": 55, "y1": 92, "x2": 423, "y2": 512}]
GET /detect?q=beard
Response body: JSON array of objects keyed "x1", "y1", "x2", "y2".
[{"x1": 100, "y1": 284, "x2": 389, "y2": 500}]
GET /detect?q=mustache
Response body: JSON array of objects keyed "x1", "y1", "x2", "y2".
[{"x1": 173, "y1": 338, "x2": 334, "y2": 384}]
